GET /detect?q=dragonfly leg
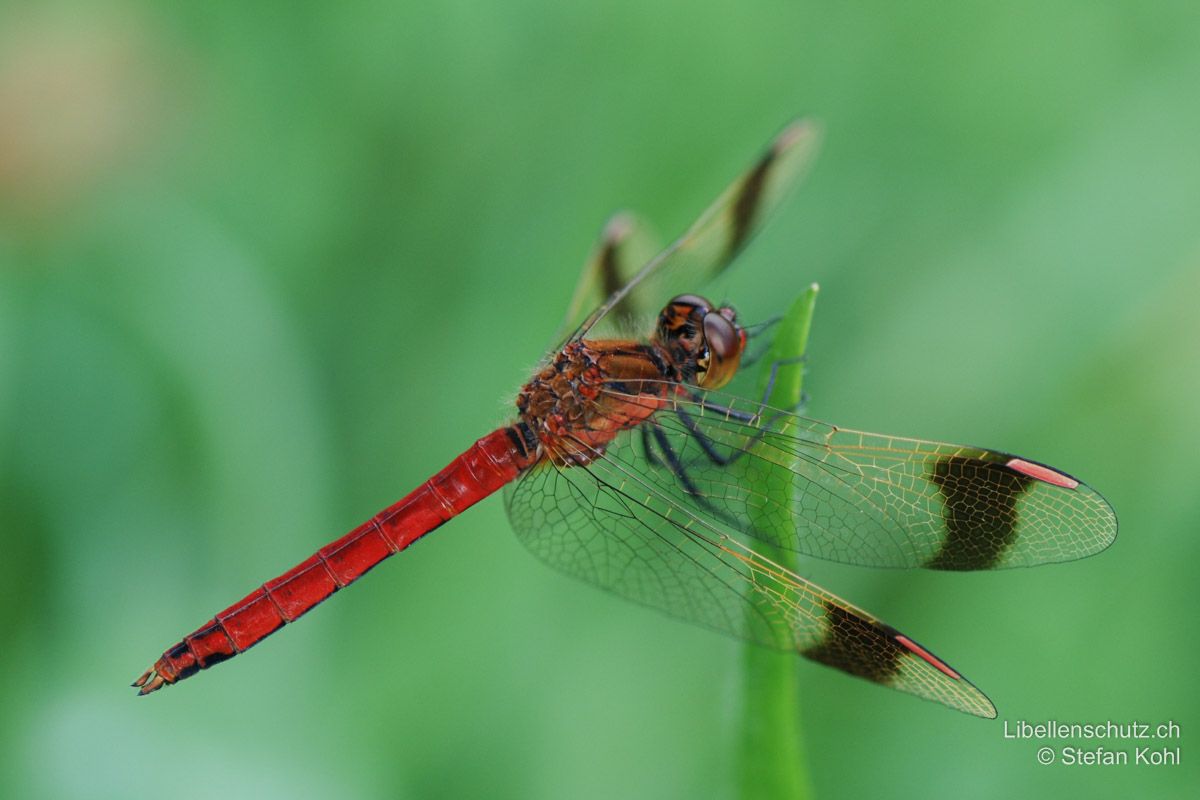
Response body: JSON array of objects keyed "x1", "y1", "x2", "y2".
[
  {"x1": 758, "y1": 355, "x2": 808, "y2": 407},
  {"x1": 649, "y1": 423, "x2": 732, "y2": 522},
  {"x1": 673, "y1": 406, "x2": 789, "y2": 469},
  {"x1": 683, "y1": 356, "x2": 809, "y2": 424},
  {"x1": 675, "y1": 407, "x2": 738, "y2": 465},
  {"x1": 739, "y1": 316, "x2": 784, "y2": 367},
  {"x1": 675, "y1": 352, "x2": 808, "y2": 467},
  {"x1": 743, "y1": 314, "x2": 783, "y2": 339},
  {"x1": 650, "y1": 423, "x2": 704, "y2": 497}
]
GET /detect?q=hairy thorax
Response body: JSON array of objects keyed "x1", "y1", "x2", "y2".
[{"x1": 516, "y1": 340, "x2": 674, "y2": 466}]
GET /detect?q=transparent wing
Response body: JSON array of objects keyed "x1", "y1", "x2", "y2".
[
  {"x1": 591, "y1": 382, "x2": 1117, "y2": 570},
  {"x1": 504, "y1": 433, "x2": 997, "y2": 717},
  {"x1": 553, "y1": 212, "x2": 662, "y2": 344},
  {"x1": 568, "y1": 119, "x2": 822, "y2": 342}
]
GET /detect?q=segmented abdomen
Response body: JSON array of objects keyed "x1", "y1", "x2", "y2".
[{"x1": 134, "y1": 426, "x2": 535, "y2": 694}]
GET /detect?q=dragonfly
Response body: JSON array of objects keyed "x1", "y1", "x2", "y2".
[{"x1": 134, "y1": 121, "x2": 1117, "y2": 717}]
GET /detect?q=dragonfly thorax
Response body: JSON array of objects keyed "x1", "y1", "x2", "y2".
[
  {"x1": 514, "y1": 296, "x2": 746, "y2": 467},
  {"x1": 515, "y1": 340, "x2": 673, "y2": 467}
]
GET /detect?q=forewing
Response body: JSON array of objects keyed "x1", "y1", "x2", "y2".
[
  {"x1": 570, "y1": 120, "x2": 821, "y2": 341},
  {"x1": 594, "y1": 384, "x2": 1117, "y2": 570},
  {"x1": 553, "y1": 212, "x2": 662, "y2": 344},
  {"x1": 504, "y1": 437, "x2": 996, "y2": 717}
]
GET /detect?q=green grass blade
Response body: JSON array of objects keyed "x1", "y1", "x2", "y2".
[{"x1": 738, "y1": 284, "x2": 819, "y2": 800}]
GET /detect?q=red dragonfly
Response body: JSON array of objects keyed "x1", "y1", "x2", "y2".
[{"x1": 134, "y1": 121, "x2": 1117, "y2": 717}]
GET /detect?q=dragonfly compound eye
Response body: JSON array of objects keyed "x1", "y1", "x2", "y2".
[{"x1": 696, "y1": 310, "x2": 745, "y2": 389}]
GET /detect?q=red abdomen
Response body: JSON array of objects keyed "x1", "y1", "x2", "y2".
[{"x1": 134, "y1": 426, "x2": 536, "y2": 694}]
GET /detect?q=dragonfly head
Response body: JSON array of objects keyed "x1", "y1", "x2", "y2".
[{"x1": 655, "y1": 294, "x2": 747, "y2": 389}]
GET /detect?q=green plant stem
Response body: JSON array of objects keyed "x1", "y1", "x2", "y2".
[{"x1": 737, "y1": 284, "x2": 819, "y2": 800}]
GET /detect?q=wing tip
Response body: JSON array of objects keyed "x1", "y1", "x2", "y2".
[
  {"x1": 886, "y1": 627, "x2": 997, "y2": 718},
  {"x1": 998, "y1": 455, "x2": 1120, "y2": 559},
  {"x1": 776, "y1": 118, "x2": 823, "y2": 154},
  {"x1": 960, "y1": 676, "x2": 999, "y2": 719},
  {"x1": 602, "y1": 211, "x2": 636, "y2": 243}
]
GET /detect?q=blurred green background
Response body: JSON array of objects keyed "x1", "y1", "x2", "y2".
[{"x1": 2, "y1": 1, "x2": 1198, "y2": 798}]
